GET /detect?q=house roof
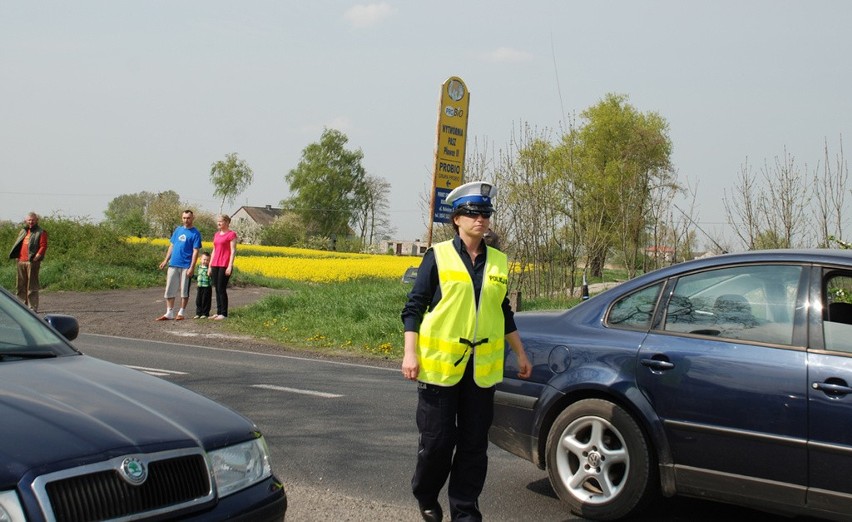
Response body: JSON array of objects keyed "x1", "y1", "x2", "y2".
[
  {"x1": 645, "y1": 245, "x2": 675, "y2": 254},
  {"x1": 232, "y1": 206, "x2": 283, "y2": 226}
]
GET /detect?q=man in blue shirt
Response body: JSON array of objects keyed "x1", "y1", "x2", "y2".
[{"x1": 156, "y1": 210, "x2": 202, "y2": 321}]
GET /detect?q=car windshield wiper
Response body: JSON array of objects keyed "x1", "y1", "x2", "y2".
[{"x1": 0, "y1": 351, "x2": 58, "y2": 360}]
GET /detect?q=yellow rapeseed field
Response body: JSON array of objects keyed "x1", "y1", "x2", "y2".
[
  {"x1": 235, "y1": 253, "x2": 417, "y2": 282},
  {"x1": 128, "y1": 238, "x2": 419, "y2": 282}
]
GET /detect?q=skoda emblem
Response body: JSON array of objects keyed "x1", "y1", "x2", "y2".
[{"x1": 119, "y1": 457, "x2": 148, "y2": 486}]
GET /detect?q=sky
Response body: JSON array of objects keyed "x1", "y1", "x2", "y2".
[{"x1": 2, "y1": 1, "x2": 850, "y2": 247}]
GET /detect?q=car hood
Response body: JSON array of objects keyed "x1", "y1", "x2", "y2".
[{"x1": 0, "y1": 355, "x2": 256, "y2": 485}]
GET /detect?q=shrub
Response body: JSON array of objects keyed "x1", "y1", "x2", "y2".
[{"x1": 0, "y1": 217, "x2": 163, "y2": 292}]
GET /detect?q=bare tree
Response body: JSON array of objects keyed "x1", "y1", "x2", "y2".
[
  {"x1": 724, "y1": 159, "x2": 761, "y2": 250},
  {"x1": 493, "y1": 124, "x2": 548, "y2": 296},
  {"x1": 492, "y1": 122, "x2": 581, "y2": 300},
  {"x1": 352, "y1": 175, "x2": 394, "y2": 248},
  {"x1": 673, "y1": 183, "x2": 697, "y2": 261},
  {"x1": 758, "y1": 149, "x2": 810, "y2": 248},
  {"x1": 813, "y1": 136, "x2": 849, "y2": 247},
  {"x1": 416, "y1": 171, "x2": 436, "y2": 243},
  {"x1": 646, "y1": 177, "x2": 699, "y2": 270},
  {"x1": 725, "y1": 149, "x2": 814, "y2": 250}
]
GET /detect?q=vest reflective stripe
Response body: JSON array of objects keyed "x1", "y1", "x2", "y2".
[{"x1": 417, "y1": 240, "x2": 509, "y2": 387}]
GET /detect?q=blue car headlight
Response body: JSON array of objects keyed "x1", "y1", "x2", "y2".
[
  {"x1": 0, "y1": 491, "x2": 25, "y2": 522},
  {"x1": 208, "y1": 436, "x2": 273, "y2": 497}
]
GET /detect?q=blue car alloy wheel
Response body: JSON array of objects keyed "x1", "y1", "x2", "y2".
[{"x1": 545, "y1": 399, "x2": 656, "y2": 521}]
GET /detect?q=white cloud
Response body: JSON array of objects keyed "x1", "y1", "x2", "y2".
[
  {"x1": 344, "y1": 3, "x2": 396, "y2": 29},
  {"x1": 483, "y1": 47, "x2": 533, "y2": 63}
]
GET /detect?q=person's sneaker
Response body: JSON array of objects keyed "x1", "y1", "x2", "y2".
[
  {"x1": 193, "y1": 315, "x2": 200, "y2": 319},
  {"x1": 175, "y1": 314, "x2": 185, "y2": 321},
  {"x1": 213, "y1": 315, "x2": 226, "y2": 320},
  {"x1": 200, "y1": 315, "x2": 208, "y2": 319},
  {"x1": 156, "y1": 312, "x2": 174, "y2": 321}
]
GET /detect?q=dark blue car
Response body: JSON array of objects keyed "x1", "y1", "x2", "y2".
[
  {"x1": 491, "y1": 249, "x2": 852, "y2": 520},
  {"x1": 0, "y1": 289, "x2": 287, "y2": 521}
]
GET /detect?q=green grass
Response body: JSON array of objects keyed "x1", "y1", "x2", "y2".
[
  {"x1": 227, "y1": 280, "x2": 593, "y2": 359},
  {"x1": 228, "y1": 278, "x2": 410, "y2": 359}
]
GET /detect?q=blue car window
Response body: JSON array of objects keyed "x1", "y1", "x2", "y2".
[
  {"x1": 662, "y1": 264, "x2": 801, "y2": 345},
  {"x1": 607, "y1": 283, "x2": 663, "y2": 329},
  {"x1": 824, "y1": 274, "x2": 852, "y2": 353}
]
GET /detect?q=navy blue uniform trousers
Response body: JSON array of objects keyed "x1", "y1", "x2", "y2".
[{"x1": 412, "y1": 360, "x2": 495, "y2": 521}]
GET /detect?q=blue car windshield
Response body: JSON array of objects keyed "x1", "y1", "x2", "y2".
[{"x1": 0, "y1": 293, "x2": 73, "y2": 356}]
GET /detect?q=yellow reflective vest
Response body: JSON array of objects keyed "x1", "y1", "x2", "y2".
[{"x1": 417, "y1": 240, "x2": 509, "y2": 387}]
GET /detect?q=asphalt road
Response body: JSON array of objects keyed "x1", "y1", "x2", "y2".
[{"x1": 72, "y1": 333, "x2": 818, "y2": 522}]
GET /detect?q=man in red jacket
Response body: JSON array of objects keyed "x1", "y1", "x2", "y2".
[{"x1": 8, "y1": 212, "x2": 48, "y2": 312}]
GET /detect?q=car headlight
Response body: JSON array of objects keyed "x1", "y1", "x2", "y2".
[
  {"x1": 209, "y1": 436, "x2": 273, "y2": 497},
  {"x1": 0, "y1": 491, "x2": 25, "y2": 522}
]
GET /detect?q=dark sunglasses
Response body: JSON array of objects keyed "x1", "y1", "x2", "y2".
[{"x1": 459, "y1": 208, "x2": 492, "y2": 219}]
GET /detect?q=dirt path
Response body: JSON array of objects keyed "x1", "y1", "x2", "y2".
[
  {"x1": 40, "y1": 286, "x2": 293, "y2": 353},
  {"x1": 41, "y1": 286, "x2": 400, "y2": 368}
]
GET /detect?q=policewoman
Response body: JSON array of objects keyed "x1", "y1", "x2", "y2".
[{"x1": 401, "y1": 181, "x2": 532, "y2": 522}]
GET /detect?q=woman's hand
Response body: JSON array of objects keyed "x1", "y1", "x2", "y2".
[
  {"x1": 516, "y1": 350, "x2": 532, "y2": 379},
  {"x1": 506, "y1": 331, "x2": 533, "y2": 379},
  {"x1": 402, "y1": 331, "x2": 419, "y2": 380},
  {"x1": 402, "y1": 352, "x2": 419, "y2": 381}
]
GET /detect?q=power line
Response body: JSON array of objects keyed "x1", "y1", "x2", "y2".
[
  {"x1": 550, "y1": 32, "x2": 568, "y2": 131},
  {"x1": 672, "y1": 204, "x2": 728, "y2": 254}
]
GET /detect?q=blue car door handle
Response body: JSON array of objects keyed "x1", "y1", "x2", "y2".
[
  {"x1": 812, "y1": 381, "x2": 852, "y2": 395},
  {"x1": 641, "y1": 358, "x2": 675, "y2": 371}
]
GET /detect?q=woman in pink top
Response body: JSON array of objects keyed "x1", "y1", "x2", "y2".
[{"x1": 209, "y1": 214, "x2": 238, "y2": 320}]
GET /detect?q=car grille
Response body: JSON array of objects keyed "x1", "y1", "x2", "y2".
[{"x1": 32, "y1": 449, "x2": 214, "y2": 522}]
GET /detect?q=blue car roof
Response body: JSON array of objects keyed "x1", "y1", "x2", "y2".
[{"x1": 630, "y1": 249, "x2": 852, "y2": 285}]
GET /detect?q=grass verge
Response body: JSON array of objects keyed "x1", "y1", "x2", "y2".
[{"x1": 227, "y1": 278, "x2": 410, "y2": 360}]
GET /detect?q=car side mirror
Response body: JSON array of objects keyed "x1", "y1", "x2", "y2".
[{"x1": 44, "y1": 314, "x2": 80, "y2": 341}]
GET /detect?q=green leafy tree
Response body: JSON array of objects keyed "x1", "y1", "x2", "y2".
[
  {"x1": 191, "y1": 210, "x2": 218, "y2": 240},
  {"x1": 104, "y1": 192, "x2": 154, "y2": 237},
  {"x1": 147, "y1": 191, "x2": 183, "y2": 237},
  {"x1": 561, "y1": 93, "x2": 675, "y2": 277},
  {"x1": 261, "y1": 214, "x2": 307, "y2": 246},
  {"x1": 210, "y1": 152, "x2": 254, "y2": 213},
  {"x1": 105, "y1": 191, "x2": 208, "y2": 239},
  {"x1": 283, "y1": 128, "x2": 368, "y2": 238},
  {"x1": 753, "y1": 229, "x2": 786, "y2": 250}
]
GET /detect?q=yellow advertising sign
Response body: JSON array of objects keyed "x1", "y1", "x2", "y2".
[{"x1": 432, "y1": 76, "x2": 470, "y2": 223}]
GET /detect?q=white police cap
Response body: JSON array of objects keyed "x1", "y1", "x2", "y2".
[{"x1": 445, "y1": 181, "x2": 497, "y2": 210}]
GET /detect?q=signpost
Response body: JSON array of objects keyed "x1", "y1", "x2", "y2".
[{"x1": 427, "y1": 76, "x2": 470, "y2": 245}]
